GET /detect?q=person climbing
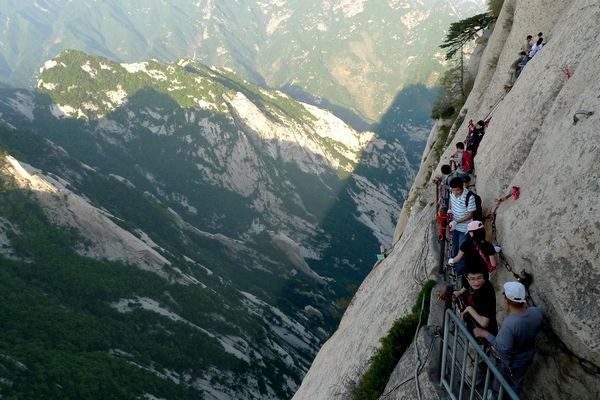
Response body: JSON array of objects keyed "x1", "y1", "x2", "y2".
[
  {"x1": 450, "y1": 142, "x2": 468, "y2": 180},
  {"x1": 467, "y1": 120, "x2": 486, "y2": 157},
  {"x1": 462, "y1": 174, "x2": 476, "y2": 192},
  {"x1": 448, "y1": 220, "x2": 497, "y2": 277},
  {"x1": 537, "y1": 32, "x2": 544, "y2": 44},
  {"x1": 515, "y1": 51, "x2": 528, "y2": 79},
  {"x1": 474, "y1": 281, "x2": 543, "y2": 394},
  {"x1": 504, "y1": 52, "x2": 529, "y2": 92},
  {"x1": 521, "y1": 35, "x2": 533, "y2": 54},
  {"x1": 434, "y1": 164, "x2": 454, "y2": 211},
  {"x1": 528, "y1": 37, "x2": 544, "y2": 59},
  {"x1": 448, "y1": 177, "x2": 476, "y2": 274},
  {"x1": 453, "y1": 262, "x2": 498, "y2": 338}
]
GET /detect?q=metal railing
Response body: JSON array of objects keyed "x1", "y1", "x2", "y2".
[{"x1": 440, "y1": 309, "x2": 520, "y2": 400}]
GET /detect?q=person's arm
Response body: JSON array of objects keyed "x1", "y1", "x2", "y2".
[
  {"x1": 456, "y1": 195, "x2": 476, "y2": 223},
  {"x1": 453, "y1": 287, "x2": 467, "y2": 297},
  {"x1": 475, "y1": 322, "x2": 514, "y2": 354},
  {"x1": 488, "y1": 324, "x2": 514, "y2": 352},
  {"x1": 473, "y1": 327, "x2": 489, "y2": 339},
  {"x1": 489, "y1": 254, "x2": 497, "y2": 268},
  {"x1": 462, "y1": 306, "x2": 490, "y2": 328},
  {"x1": 456, "y1": 211, "x2": 474, "y2": 223},
  {"x1": 453, "y1": 249, "x2": 465, "y2": 262}
]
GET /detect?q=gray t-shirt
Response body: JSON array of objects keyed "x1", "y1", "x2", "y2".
[{"x1": 486, "y1": 307, "x2": 543, "y2": 368}]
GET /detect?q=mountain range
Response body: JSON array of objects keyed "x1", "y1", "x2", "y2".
[
  {"x1": 0, "y1": 0, "x2": 486, "y2": 121},
  {"x1": 0, "y1": 1, "x2": 491, "y2": 398},
  {"x1": 0, "y1": 49, "x2": 419, "y2": 399}
]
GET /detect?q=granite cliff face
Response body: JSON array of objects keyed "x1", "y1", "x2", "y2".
[{"x1": 294, "y1": 0, "x2": 600, "y2": 398}]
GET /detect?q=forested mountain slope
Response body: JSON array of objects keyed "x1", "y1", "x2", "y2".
[{"x1": 0, "y1": 50, "x2": 416, "y2": 399}]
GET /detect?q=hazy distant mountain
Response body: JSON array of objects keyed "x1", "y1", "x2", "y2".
[
  {"x1": 0, "y1": 49, "x2": 419, "y2": 398},
  {"x1": 0, "y1": 0, "x2": 486, "y2": 121}
]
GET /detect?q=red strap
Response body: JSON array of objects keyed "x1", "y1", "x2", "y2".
[{"x1": 473, "y1": 241, "x2": 495, "y2": 273}]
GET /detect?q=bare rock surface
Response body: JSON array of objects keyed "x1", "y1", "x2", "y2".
[
  {"x1": 1, "y1": 155, "x2": 172, "y2": 277},
  {"x1": 449, "y1": 0, "x2": 600, "y2": 368},
  {"x1": 293, "y1": 202, "x2": 439, "y2": 399}
]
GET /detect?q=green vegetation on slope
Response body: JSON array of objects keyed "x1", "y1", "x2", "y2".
[
  {"x1": 349, "y1": 280, "x2": 436, "y2": 400},
  {"x1": 0, "y1": 138, "x2": 321, "y2": 399}
]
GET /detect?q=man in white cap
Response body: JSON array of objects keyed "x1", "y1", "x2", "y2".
[{"x1": 474, "y1": 281, "x2": 543, "y2": 393}]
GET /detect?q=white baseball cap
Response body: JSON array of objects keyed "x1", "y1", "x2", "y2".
[{"x1": 503, "y1": 281, "x2": 527, "y2": 303}]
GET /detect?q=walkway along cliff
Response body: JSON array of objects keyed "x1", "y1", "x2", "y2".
[{"x1": 293, "y1": 0, "x2": 600, "y2": 399}]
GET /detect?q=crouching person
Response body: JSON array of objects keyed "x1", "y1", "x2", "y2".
[{"x1": 474, "y1": 281, "x2": 543, "y2": 394}]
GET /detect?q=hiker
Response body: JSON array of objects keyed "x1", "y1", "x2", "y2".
[
  {"x1": 521, "y1": 35, "x2": 533, "y2": 54},
  {"x1": 528, "y1": 37, "x2": 544, "y2": 59},
  {"x1": 537, "y1": 32, "x2": 544, "y2": 44},
  {"x1": 447, "y1": 177, "x2": 476, "y2": 274},
  {"x1": 474, "y1": 281, "x2": 543, "y2": 394},
  {"x1": 450, "y1": 142, "x2": 468, "y2": 180},
  {"x1": 467, "y1": 120, "x2": 486, "y2": 157},
  {"x1": 514, "y1": 51, "x2": 528, "y2": 79},
  {"x1": 453, "y1": 262, "x2": 498, "y2": 337},
  {"x1": 434, "y1": 164, "x2": 454, "y2": 211},
  {"x1": 504, "y1": 52, "x2": 529, "y2": 92},
  {"x1": 462, "y1": 174, "x2": 476, "y2": 192},
  {"x1": 449, "y1": 220, "x2": 496, "y2": 278}
]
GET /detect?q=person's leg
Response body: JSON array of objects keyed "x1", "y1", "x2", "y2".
[
  {"x1": 452, "y1": 229, "x2": 461, "y2": 259},
  {"x1": 507, "y1": 366, "x2": 528, "y2": 395},
  {"x1": 456, "y1": 231, "x2": 468, "y2": 274}
]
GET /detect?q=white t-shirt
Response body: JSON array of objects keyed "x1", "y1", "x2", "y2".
[{"x1": 528, "y1": 43, "x2": 543, "y2": 58}]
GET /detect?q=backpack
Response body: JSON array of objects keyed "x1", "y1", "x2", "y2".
[
  {"x1": 465, "y1": 190, "x2": 483, "y2": 221},
  {"x1": 462, "y1": 150, "x2": 474, "y2": 174}
]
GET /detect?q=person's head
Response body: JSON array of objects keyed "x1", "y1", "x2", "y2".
[
  {"x1": 456, "y1": 142, "x2": 465, "y2": 150},
  {"x1": 538, "y1": 32, "x2": 543, "y2": 38},
  {"x1": 449, "y1": 177, "x2": 464, "y2": 196},
  {"x1": 441, "y1": 164, "x2": 452, "y2": 175},
  {"x1": 519, "y1": 51, "x2": 527, "y2": 56},
  {"x1": 477, "y1": 120, "x2": 485, "y2": 128},
  {"x1": 468, "y1": 220, "x2": 486, "y2": 241},
  {"x1": 462, "y1": 175, "x2": 471, "y2": 185},
  {"x1": 503, "y1": 281, "x2": 527, "y2": 308},
  {"x1": 527, "y1": 35, "x2": 533, "y2": 41},
  {"x1": 466, "y1": 265, "x2": 488, "y2": 290},
  {"x1": 536, "y1": 37, "x2": 543, "y2": 46}
]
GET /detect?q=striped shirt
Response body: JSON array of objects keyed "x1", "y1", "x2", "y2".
[{"x1": 449, "y1": 189, "x2": 476, "y2": 232}]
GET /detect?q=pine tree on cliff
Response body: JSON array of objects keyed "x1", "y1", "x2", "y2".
[{"x1": 440, "y1": 13, "x2": 495, "y2": 100}]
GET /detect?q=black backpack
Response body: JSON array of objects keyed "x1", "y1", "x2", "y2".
[{"x1": 465, "y1": 190, "x2": 484, "y2": 221}]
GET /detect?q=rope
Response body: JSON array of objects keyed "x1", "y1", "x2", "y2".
[
  {"x1": 380, "y1": 334, "x2": 439, "y2": 398},
  {"x1": 483, "y1": 92, "x2": 507, "y2": 122},
  {"x1": 412, "y1": 226, "x2": 430, "y2": 286},
  {"x1": 413, "y1": 296, "x2": 425, "y2": 400}
]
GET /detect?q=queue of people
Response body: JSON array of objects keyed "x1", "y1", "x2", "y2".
[
  {"x1": 433, "y1": 119, "x2": 543, "y2": 396},
  {"x1": 505, "y1": 32, "x2": 545, "y2": 92}
]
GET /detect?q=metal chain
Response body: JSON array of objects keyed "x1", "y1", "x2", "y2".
[{"x1": 493, "y1": 195, "x2": 600, "y2": 377}]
